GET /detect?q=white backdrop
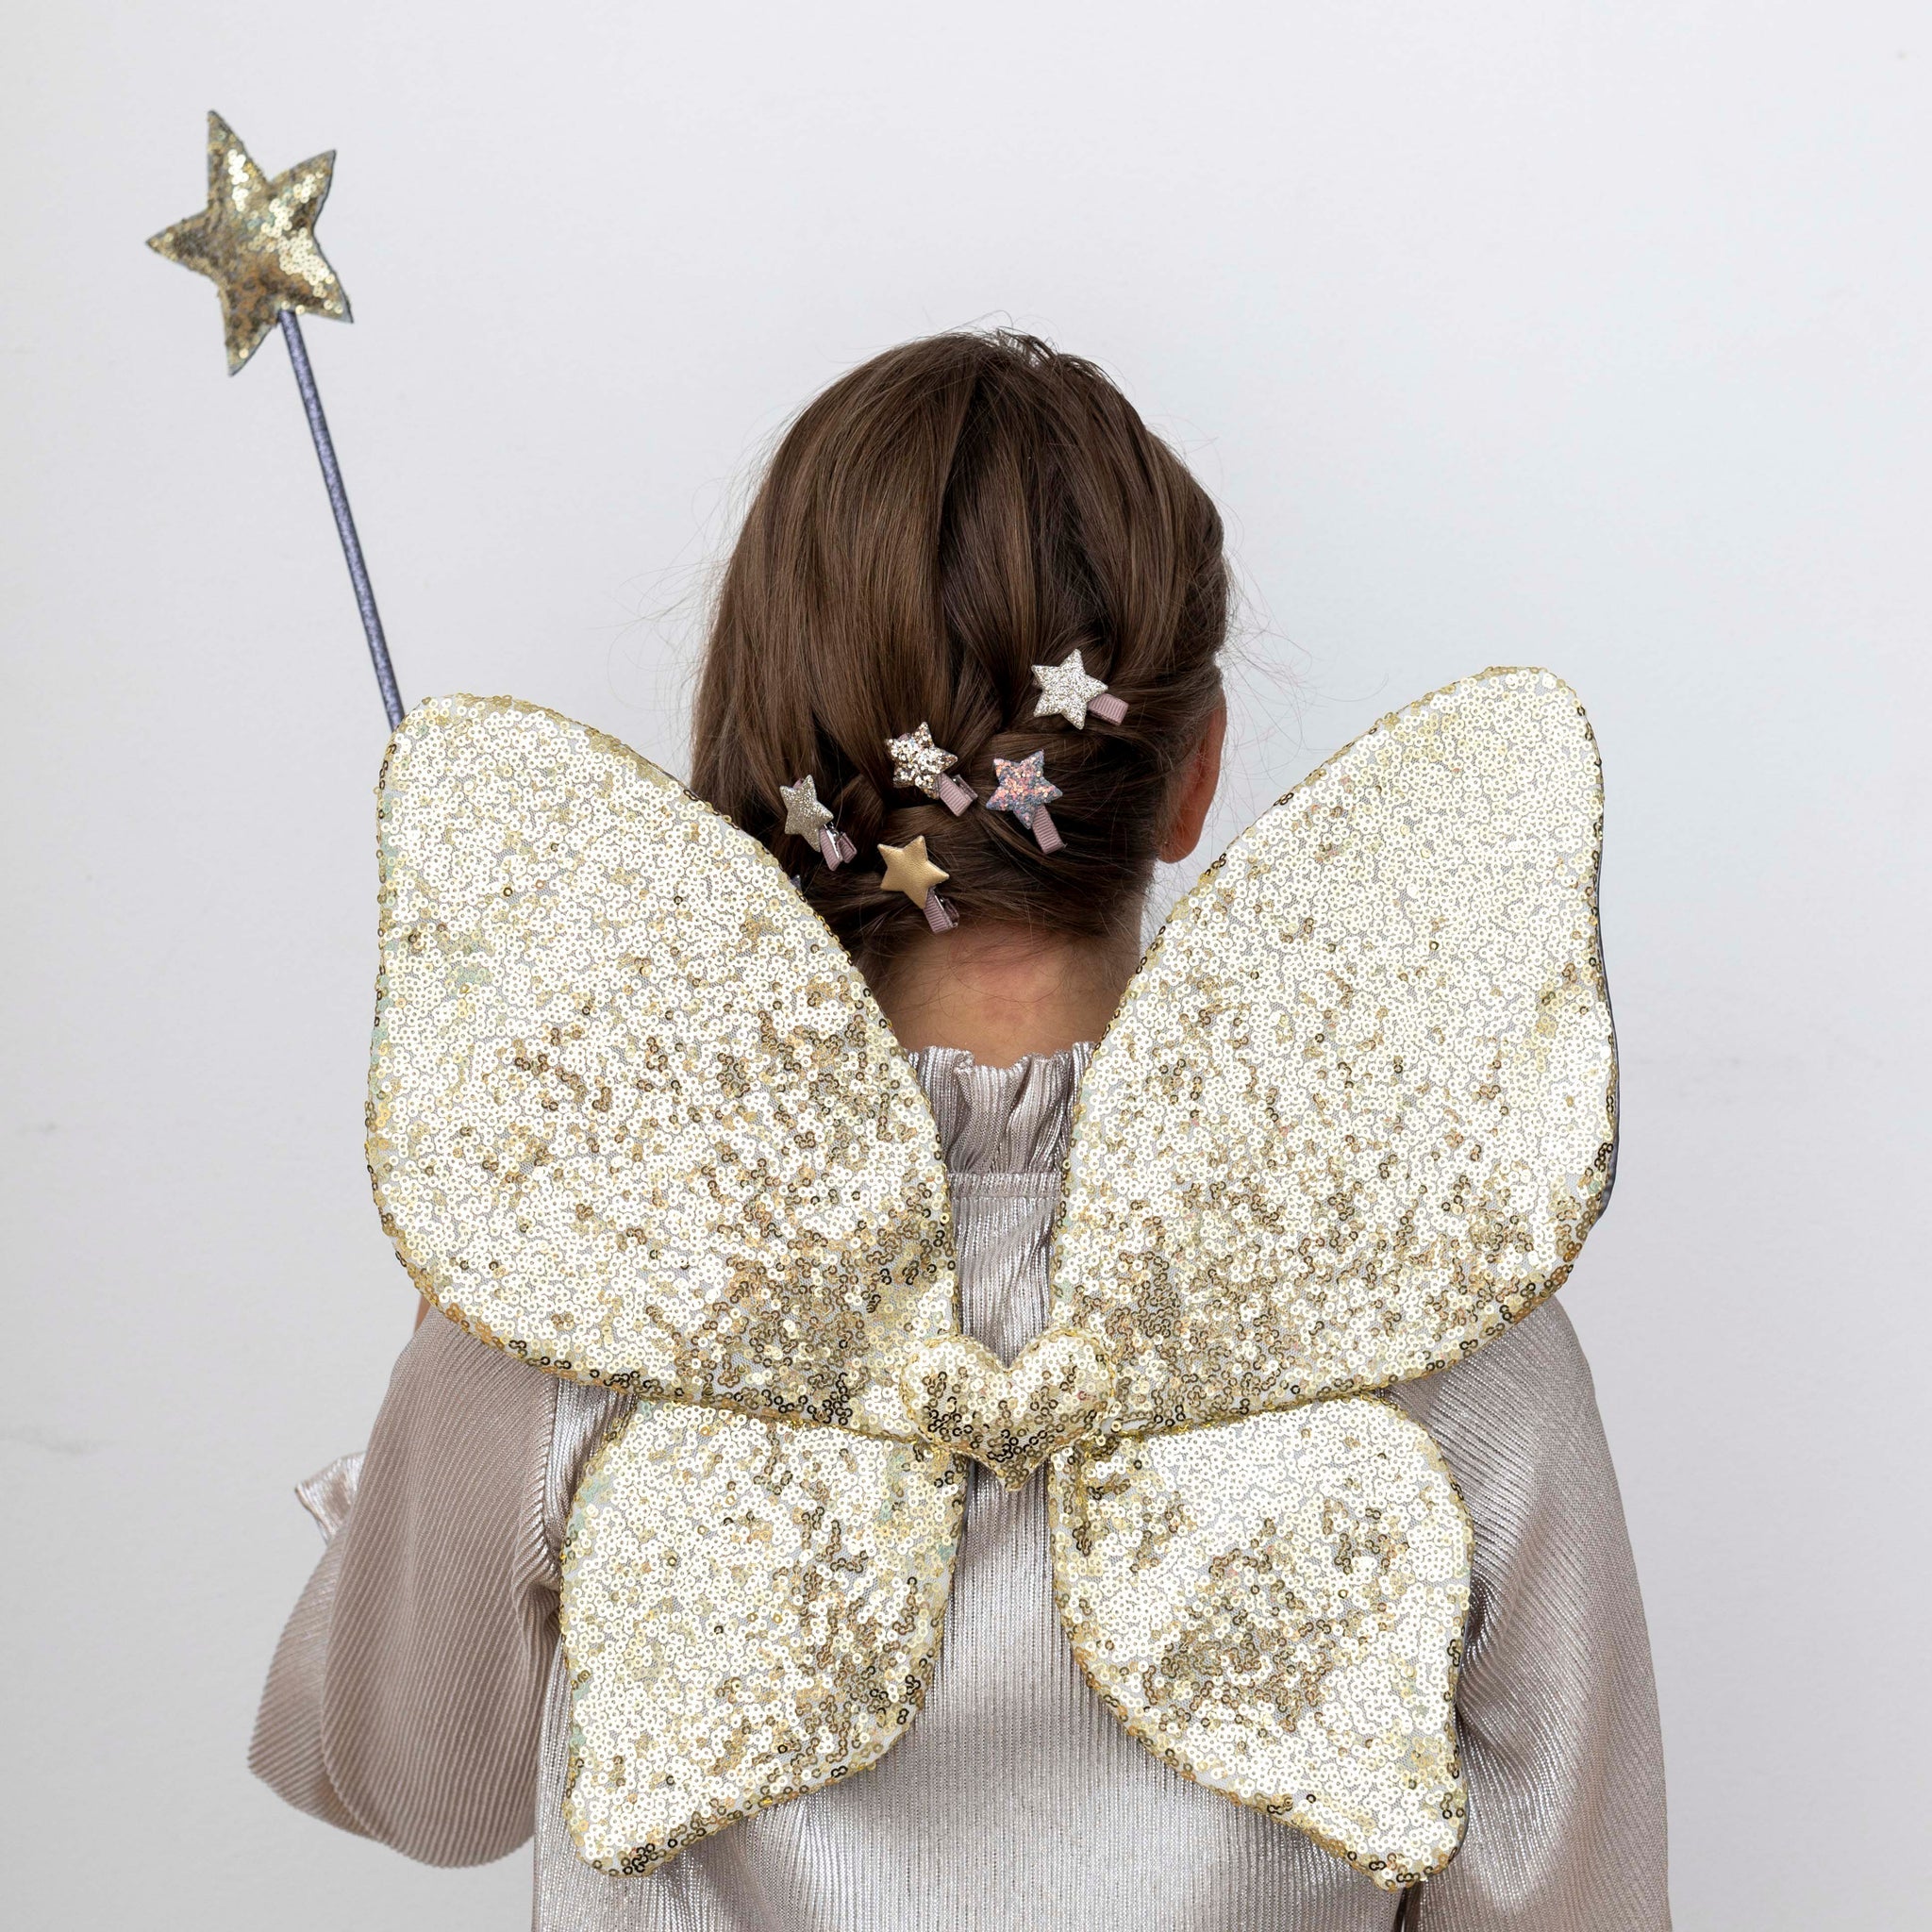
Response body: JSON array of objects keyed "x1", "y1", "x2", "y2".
[{"x1": 4, "y1": 4, "x2": 1927, "y2": 1926}]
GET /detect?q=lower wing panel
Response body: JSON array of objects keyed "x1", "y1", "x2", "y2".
[
  {"x1": 1050, "y1": 1398, "x2": 1471, "y2": 1889},
  {"x1": 560, "y1": 1403, "x2": 963, "y2": 1872}
]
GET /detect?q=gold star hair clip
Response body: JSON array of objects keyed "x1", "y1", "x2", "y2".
[
  {"x1": 878, "y1": 837, "x2": 958, "y2": 933},
  {"x1": 886, "y1": 724, "x2": 977, "y2": 814},
  {"x1": 779, "y1": 775, "x2": 858, "y2": 869},
  {"x1": 985, "y1": 751, "x2": 1065, "y2": 853},
  {"x1": 1031, "y1": 651, "x2": 1127, "y2": 730}
]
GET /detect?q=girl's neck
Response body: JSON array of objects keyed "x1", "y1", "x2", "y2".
[{"x1": 871, "y1": 921, "x2": 1142, "y2": 1069}]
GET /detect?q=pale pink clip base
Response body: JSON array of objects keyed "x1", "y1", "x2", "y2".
[
  {"x1": 820, "y1": 828, "x2": 858, "y2": 869},
  {"x1": 1088, "y1": 692, "x2": 1127, "y2": 724},
  {"x1": 1030, "y1": 806, "x2": 1064, "y2": 855},
  {"x1": 935, "y1": 775, "x2": 977, "y2": 815},
  {"x1": 922, "y1": 892, "x2": 959, "y2": 933}
]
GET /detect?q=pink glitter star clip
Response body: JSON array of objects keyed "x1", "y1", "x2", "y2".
[{"x1": 986, "y1": 751, "x2": 1065, "y2": 854}]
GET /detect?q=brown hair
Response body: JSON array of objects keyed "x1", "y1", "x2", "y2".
[{"x1": 691, "y1": 330, "x2": 1228, "y2": 981}]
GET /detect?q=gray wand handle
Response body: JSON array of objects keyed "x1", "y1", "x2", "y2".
[{"x1": 278, "y1": 309, "x2": 405, "y2": 730}]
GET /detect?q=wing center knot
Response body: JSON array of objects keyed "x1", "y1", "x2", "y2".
[{"x1": 901, "y1": 1326, "x2": 1113, "y2": 1490}]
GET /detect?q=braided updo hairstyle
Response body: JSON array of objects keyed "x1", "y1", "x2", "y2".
[{"x1": 691, "y1": 331, "x2": 1228, "y2": 984}]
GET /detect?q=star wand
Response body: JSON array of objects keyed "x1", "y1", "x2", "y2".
[{"x1": 148, "y1": 112, "x2": 404, "y2": 729}]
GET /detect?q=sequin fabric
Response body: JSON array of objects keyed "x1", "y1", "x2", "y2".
[
  {"x1": 146, "y1": 112, "x2": 350, "y2": 373},
  {"x1": 901, "y1": 1326, "x2": 1112, "y2": 1490},
  {"x1": 1056, "y1": 668, "x2": 1616, "y2": 1435},
  {"x1": 1050, "y1": 1400, "x2": 1472, "y2": 1890},
  {"x1": 366, "y1": 695, "x2": 956, "y2": 1441},
  {"x1": 561, "y1": 1404, "x2": 962, "y2": 1873},
  {"x1": 366, "y1": 669, "x2": 1617, "y2": 1890}
]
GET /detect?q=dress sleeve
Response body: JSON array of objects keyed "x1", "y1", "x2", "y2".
[
  {"x1": 1390, "y1": 1301, "x2": 1672, "y2": 1931},
  {"x1": 249, "y1": 1310, "x2": 563, "y2": 1866}
]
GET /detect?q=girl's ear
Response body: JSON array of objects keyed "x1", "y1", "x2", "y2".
[{"x1": 1158, "y1": 702, "x2": 1227, "y2": 863}]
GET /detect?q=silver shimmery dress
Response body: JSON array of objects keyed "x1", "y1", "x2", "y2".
[{"x1": 253, "y1": 1045, "x2": 1670, "y2": 1931}]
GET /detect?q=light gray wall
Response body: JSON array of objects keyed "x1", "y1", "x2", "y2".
[{"x1": 4, "y1": 4, "x2": 1925, "y2": 1925}]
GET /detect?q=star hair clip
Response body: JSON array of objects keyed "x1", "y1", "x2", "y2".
[
  {"x1": 886, "y1": 724, "x2": 977, "y2": 814},
  {"x1": 986, "y1": 751, "x2": 1065, "y2": 854},
  {"x1": 878, "y1": 836, "x2": 958, "y2": 932},
  {"x1": 1031, "y1": 651, "x2": 1127, "y2": 729},
  {"x1": 779, "y1": 775, "x2": 858, "y2": 870}
]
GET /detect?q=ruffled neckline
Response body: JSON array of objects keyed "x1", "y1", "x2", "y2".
[{"x1": 910, "y1": 1043, "x2": 1094, "y2": 1175}]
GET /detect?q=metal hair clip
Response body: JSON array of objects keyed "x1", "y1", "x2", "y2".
[
  {"x1": 1031, "y1": 651, "x2": 1127, "y2": 729},
  {"x1": 779, "y1": 775, "x2": 858, "y2": 869},
  {"x1": 877, "y1": 836, "x2": 958, "y2": 931},
  {"x1": 886, "y1": 724, "x2": 976, "y2": 814},
  {"x1": 986, "y1": 751, "x2": 1065, "y2": 854}
]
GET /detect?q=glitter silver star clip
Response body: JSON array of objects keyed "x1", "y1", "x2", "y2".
[
  {"x1": 780, "y1": 774, "x2": 857, "y2": 869},
  {"x1": 1030, "y1": 651, "x2": 1127, "y2": 730}
]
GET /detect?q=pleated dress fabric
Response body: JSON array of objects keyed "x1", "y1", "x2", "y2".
[{"x1": 253, "y1": 1047, "x2": 1671, "y2": 1931}]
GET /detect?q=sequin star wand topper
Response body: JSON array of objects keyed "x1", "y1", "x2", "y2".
[{"x1": 147, "y1": 112, "x2": 404, "y2": 729}]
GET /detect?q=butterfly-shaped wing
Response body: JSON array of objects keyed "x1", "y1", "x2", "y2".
[
  {"x1": 367, "y1": 696, "x2": 966, "y2": 1868},
  {"x1": 367, "y1": 694, "x2": 955, "y2": 1436},
  {"x1": 1050, "y1": 667, "x2": 1614, "y2": 1880}
]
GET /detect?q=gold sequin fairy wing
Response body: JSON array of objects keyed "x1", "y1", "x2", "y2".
[
  {"x1": 1045, "y1": 666, "x2": 1614, "y2": 1885},
  {"x1": 368, "y1": 695, "x2": 967, "y2": 1871},
  {"x1": 1056, "y1": 665, "x2": 1616, "y2": 1430},
  {"x1": 366, "y1": 693, "x2": 956, "y2": 1437}
]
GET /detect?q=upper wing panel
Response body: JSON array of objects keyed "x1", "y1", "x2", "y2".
[
  {"x1": 1058, "y1": 669, "x2": 1615, "y2": 1431},
  {"x1": 367, "y1": 695, "x2": 952, "y2": 1435}
]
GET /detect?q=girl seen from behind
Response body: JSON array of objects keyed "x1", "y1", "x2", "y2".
[{"x1": 254, "y1": 331, "x2": 1668, "y2": 1931}]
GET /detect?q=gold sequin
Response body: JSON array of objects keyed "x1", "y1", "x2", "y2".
[
  {"x1": 1056, "y1": 666, "x2": 1616, "y2": 1435},
  {"x1": 901, "y1": 1327, "x2": 1113, "y2": 1490}
]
